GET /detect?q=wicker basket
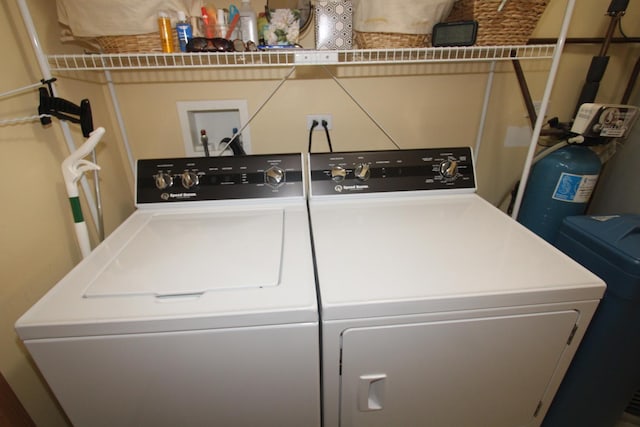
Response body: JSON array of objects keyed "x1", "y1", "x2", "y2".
[
  {"x1": 96, "y1": 31, "x2": 178, "y2": 53},
  {"x1": 352, "y1": 0, "x2": 454, "y2": 49},
  {"x1": 354, "y1": 31, "x2": 432, "y2": 49},
  {"x1": 446, "y1": 0, "x2": 549, "y2": 45}
]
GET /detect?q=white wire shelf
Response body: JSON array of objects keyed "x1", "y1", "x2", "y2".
[{"x1": 47, "y1": 44, "x2": 555, "y2": 71}]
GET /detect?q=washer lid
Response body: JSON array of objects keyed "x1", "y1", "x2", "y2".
[
  {"x1": 16, "y1": 203, "x2": 318, "y2": 339},
  {"x1": 84, "y1": 209, "x2": 284, "y2": 297}
]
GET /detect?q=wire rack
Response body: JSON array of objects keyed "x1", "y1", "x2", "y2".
[{"x1": 47, "y1": 45, "x2": 556, "y2": 71}]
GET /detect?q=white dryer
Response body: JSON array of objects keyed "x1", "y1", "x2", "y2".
[
  {"x1": 307, "y1": 148, "x2": 605, "y2": 427},
  {"x1": 16, "y1": 154, "x2": 320, "y2": 427}
]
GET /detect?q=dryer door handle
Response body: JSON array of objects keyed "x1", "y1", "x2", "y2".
[{"x1": 358, "y1": 373, "x2": 387, "y2": 411}]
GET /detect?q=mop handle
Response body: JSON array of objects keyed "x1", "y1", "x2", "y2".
[{"x1": 61, "y1": 127, "x2": 105, "y2": 258}]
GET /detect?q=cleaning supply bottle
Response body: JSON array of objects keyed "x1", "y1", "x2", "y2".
[
  {"x1": 239, "y1": 0, "x2": 258, "y2": 43},
  {"x1": 157, "y1": 12, "x2": 174, "y2": 53},
  {"x1": 217, "y1": 9, "x2": 229, "y2": 39},
  {"x1": 176, "y1": 11, "x2": 192, "y2": 52}
]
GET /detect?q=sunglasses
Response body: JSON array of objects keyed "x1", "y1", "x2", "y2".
[{"x1": 186, "y1": 37, "x2": 259, "y2": 53}]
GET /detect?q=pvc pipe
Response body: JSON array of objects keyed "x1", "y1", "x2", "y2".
[
  {"x1": 16, "y1": 0, "x2": 101, "y2": 233},
  {"x1": 91, "y1": 150, "x2": 105, "y2": 241},
  {"x1": 0, "y1": 81, "x2": 43, "y2": 99},
  {"x1": 104, "y1": 70, "x2": 135, "y2": 174},
  {"x1": 15, "y1": 0, "x2": 49, "y2": 83},
  {"x1": 511, "y1": 0, "x2": 576, "y2": 219},
  {"x1": 475, "y1": 61, "x2": 496, "y2": 163}
]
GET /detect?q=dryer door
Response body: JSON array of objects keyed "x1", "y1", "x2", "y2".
[{"x1": 339, "y1": 310, "x2": 578, "y2": 427}]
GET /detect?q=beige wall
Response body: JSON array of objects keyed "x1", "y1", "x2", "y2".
[
  {"x1": 1, "y1": 0, "x2": 639, "y2": 425},
  {"x1": 1, "y1": 0, "x2": 131, "y2": 425}
]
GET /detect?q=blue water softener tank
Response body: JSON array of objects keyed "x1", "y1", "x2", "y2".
[
  {"x1": 543, "y1": 215, "x2": 640, "y2": 427},
  {"x1": 517, "y1": 145, "x2": 601, "y2": 242}
]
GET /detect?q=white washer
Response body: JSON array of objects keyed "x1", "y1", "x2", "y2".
[
  {"x1": 16, "y1": 154, "x2": 320, "y2": 427},
  {"x1": 307, "y1": 148, "x2": 606, "y2": 427}
]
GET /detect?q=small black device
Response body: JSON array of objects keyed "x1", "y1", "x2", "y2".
[{"x1": 432, "y1": 21, "x2": 478, "y2": 47}]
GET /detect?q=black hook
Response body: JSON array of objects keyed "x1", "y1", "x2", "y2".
[{"x1": 38, "y1": 86, "x2": 94, "y2": 136}]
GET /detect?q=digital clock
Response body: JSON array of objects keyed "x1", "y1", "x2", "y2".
[{"x1": 432, "y1": 21, "x2": 478, "y2": 47}]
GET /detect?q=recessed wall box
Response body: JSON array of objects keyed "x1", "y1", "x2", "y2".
[{"x1": 177, "y1": 100, "x2": 252, "y2": 157}]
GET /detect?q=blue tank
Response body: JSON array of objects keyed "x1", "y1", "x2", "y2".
[{"x1": 517, "y1": 145, "x2": 601, "y2": 243}]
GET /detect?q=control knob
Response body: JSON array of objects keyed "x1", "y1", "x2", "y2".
[
  {"x1": 265, "y1": 166, "x2": 285, "y2": 186},
  {"x1": 331, "y1": 166, "x2": 347, "y2": 182},
  {"x1": 439, "y1": 160, "x2": 459, "y2": 179},
  {"x1": 181, "y1": 171, "x2": 199, "y2": 189},
  {"x1": 354, "y1": 163, "x2": 371, "y2": 181},
  {"x1": 154, "y1": 172, "x2": 173, "y2": 190}
]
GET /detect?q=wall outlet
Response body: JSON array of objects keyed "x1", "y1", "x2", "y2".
[{"x1": 306, "y1": 114, "x2": 333, "y2": 130}]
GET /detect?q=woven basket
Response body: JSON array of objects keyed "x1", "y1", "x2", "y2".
[
  {"x1": 96, "y1": 31, "x2": 178, "y2": 53},
  {"x1": 446, "y1": 0, "x2": 549, "y2": 45},
  {"x1": 354, "y1": 32, "x2": 432, "y2": 49}
]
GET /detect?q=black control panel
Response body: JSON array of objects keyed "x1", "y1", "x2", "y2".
[
  {"x1": 309, "y1": 147, "x2": 475, "y2": 196},
  {"x1": 136, "y1": 153, "x2": 304, "y2": 204}
]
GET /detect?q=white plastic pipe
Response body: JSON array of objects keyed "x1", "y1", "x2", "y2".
[
  {"x1": 474, "y1": 60, "x2": 497, "y2": 163},
  {"x1": 104, "y1": 70, "x2": 135, "y2": 174},
  {"x1": 511, "y1": 0, "x2": 576, "y2": 219},
  {"x1": 0, "y1": 81, "x2": 43, "y2": 99}
]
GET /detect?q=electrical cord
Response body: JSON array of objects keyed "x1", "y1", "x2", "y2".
[
  {"x1": 229, "y1": 135, "x2": 247, "y2": 155},
  {"x1": 220, "y1": 135, "x2": 247, "y2": 156},
  {"x1": 308, "y1": 119, "x2": 319, "y2": 152},
  {"x1": 618, "y1": 15, "x2": 628, "y2": 38},
  {"x1": 322, "y1": 120, "x2": 333, "y2": 152},
  {"x1": 308, "y1": 119, "x2": 335, "y2": 153}
]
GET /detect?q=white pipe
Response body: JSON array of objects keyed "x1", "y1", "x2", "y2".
[
  {"x1": 104, "y1": 70, "x2": 135, "y2": 175},
  {"x1": 533, "y1": 140, "x2": 569, "y2": 163},
  {"x1": 91, "y1": 150, "x2": 104, "y2": 241},
  {"x1": 16, "y1": 0, "x2": 101, "y2": 231},
  {"x1": 15, "y1": 0, "x2": 49, "y2": 83},
  {"x1": 0, "y1": 81, "x2": 43, "y2": 99},
  {"x1": 474, "y1": 60, "x2": 497, "y2": 163},
  {"x1": 511, "y1": 0, "x2": 576, "y2": 219}
]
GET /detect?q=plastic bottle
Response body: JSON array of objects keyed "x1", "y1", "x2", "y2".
[
  {"x1": 217, "y1": 9, "x2": 229, "y2": 39},
  {"x1": 157, "y1": 12, "x2": 174, "y2": 53},
  {"x1": 176, "y1": 11, "x2": 193, "y2": 52},
  {"x1": 239, "y1": 0, "x2": 258, "y2": 43}
]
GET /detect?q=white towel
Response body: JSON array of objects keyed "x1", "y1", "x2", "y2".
[
  {"x1": 57, "y1": 0, "x2": 202, "y2": 37},
  {"x1": 352, "y1": 0, "x2": 455, "y2": 35}
]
